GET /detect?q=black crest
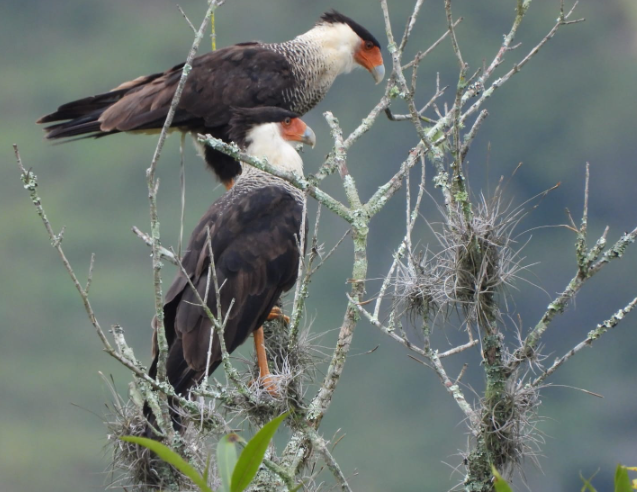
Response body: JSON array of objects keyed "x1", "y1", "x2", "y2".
[
  {"x1": 228, "y1": 106, "x2": 300, "y2": 147},
  {"x1": 319, "y1": 9, "x2": 381, "y2": 49}
]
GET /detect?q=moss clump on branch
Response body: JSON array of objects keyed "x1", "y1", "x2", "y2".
[{"x1": 104, "y1": 380, "x2": 219, "y2": 491}]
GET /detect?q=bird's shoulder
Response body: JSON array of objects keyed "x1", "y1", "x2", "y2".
[{"x1": 177, "y1": 183, "x2": 300, "y2": 276}]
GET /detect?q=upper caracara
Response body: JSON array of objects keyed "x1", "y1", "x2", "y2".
[
  {"x1": 37, "y1": 10, "x2": 383, "y2": 188},
  {"x1": 146, "y1": 106, "x2": 313, "y2": 432}
]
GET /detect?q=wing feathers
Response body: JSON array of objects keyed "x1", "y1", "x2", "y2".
[
  {"x1": 38, "y1": 44, "x2": 295, "y2": 184},
  {"x1": 157, "y1": 185, "x2": 303, "y2": 395},
  {"x1": 39, "y1": 44, "x2": 293, "y2": 137}
]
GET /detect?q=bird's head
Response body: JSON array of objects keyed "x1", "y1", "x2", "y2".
[
  {"x1": 229, "y1": 107, "x2": 316, "y2": 175},
  {"x1": 317, "y1": 10, "x2": 385, "y2": 84}
]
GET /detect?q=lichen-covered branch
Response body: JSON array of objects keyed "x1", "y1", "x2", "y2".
[
  {"x1": 132, "y1": 226, "x2": 178, "y2": 265},
  {"x1": 14, "y1": 146, "x2": 214, "y2": 431},
  {"x1": 511, "y1": 225, "x2": 637, "y2": 371},
  {"x1": 533, "y1": 295, "x2": 637, "y2": 386},
  {"x1": 349, "y1": 295, "x2": 479, "y2": 429},
  {"x1": 15, "y1": 147, "x2": 114, "y2": 354},
  {"x1": 199, "y1": 134, "x2": 353, "y2": 222}
]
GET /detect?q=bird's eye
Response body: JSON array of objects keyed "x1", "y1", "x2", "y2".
[
  {"x1": 284, "y1": 117, "x2": 292, "y2": 125},
  {"x1": 365, "y1": 41, "x2": 374, "y2": 50}
]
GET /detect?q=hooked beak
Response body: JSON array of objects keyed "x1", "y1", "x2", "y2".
[
  {"x1": 370, "y1": 63, "x2": 385, "y2": 84},
  {"x1": 301, "y1": 126, "x2": 317, "y2": 148}
]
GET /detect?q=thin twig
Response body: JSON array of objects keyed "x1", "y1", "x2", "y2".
[
  {"x1": 288, "y1": 192, "x2": 309, "y2": 348},
  {"x1": 308, "y1": 429, "x2": 353, "y2": 492},
  {"x1": 402, "y1": 18, "x2": 463, "y2": 70},
  {"x1": 460, "y1": 109, "x2": 489, "y2": 163},
  {"x1": 132, "y1": 226, "x2": 178, "y2": 265},
  {"x1": 14, "y1": 145, "x2": 210, "y2": 428},
  {"x1": 439, "y1": 340, "x2": 479, "y2": 358},
  {"x1": 373, "y1": 155, "x2": 426, "y2": 320},
  {"x1": 533, "y1": 295, "x2": 637, "y2": 386},
  {"x1": 177, "y1": 4, "x2": 197, "y2": 33},
  {"x1": 147, "y1": 0, "x2": 221, "y2": 390},
  {"x1": 15, "y1": 146, "x2": 113, "y2": 354},
  {"x1": 310, "y1": 229, "x2": 350, "y2": 275},
  {"x1": 399, "y1": 0, "x2": 426, "y2": 53},
  {"x1": 200, "y1": 134, "x2": 353, "y2": 222},
  {"x1": 85, "y1": 253, "x2": 96, "y2": 294},
  {"x1": 178, "y1": 132, "x2": 186, "y2": 258}
]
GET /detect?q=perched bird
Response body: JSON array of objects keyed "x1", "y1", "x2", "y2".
[
  {"x1": 146, "y1": 106, "x2": 313, "y2": 433},
  {"x1": 37, "y1": 10, "x2": 383, "y2": 188}
]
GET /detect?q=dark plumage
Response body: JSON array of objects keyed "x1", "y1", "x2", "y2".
[
  {"x1": 37, "y1": 10, "x2": 383, "y2": 187},
  {"x1": 145, "y1": 107, "x2": 312, "y2": 434}
]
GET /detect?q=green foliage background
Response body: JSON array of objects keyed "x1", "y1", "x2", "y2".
[{"x1": 1, "y1": 1, "x2": 636, "y2": 491}]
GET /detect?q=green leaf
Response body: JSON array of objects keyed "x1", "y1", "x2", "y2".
[
  {"x1": 121, "y1": 436, "x2": 212, "y2": 492},
  {"x1": 616, "y1": 465, "x2": 633, "y2": 492},
  {"x1": 230, "y1": 412, "x2": 289, "y2": 492},
  {"x1": 217, "y1": 433, "x2": 240, "y2": 492},
  {"x1": 491, "y1": 465, "x2": 513, "y2": 492},
  {"x1": 203, "y1": 454, "x2": 212, "y2": 485}
]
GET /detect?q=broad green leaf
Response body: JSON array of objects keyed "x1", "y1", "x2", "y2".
[
  {"x1": 616, "y1": 465, "x2": 633, "y2": 492},
  {"x1": 230, "y1": 412, "x2": 289, "y2": 492},
  {"x1": 217, "y1": 433, "x2": 240, "y2": 492},
  {"x1": 121, "y1": 436, "x2": 212, "y2": 492},
  {"x1": 491, "y1": 465, "x2": 513, "y2": 492}
]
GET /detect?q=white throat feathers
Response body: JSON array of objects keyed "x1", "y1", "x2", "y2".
[
  {"x1": 243, "y1": 123, "x2": 304, "y2": 176},
  {"x1": 295, "y1": 22, "x2": 360, "y2": 79}
]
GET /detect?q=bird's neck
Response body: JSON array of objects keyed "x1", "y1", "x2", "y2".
[
  {"x1": 269, "y1": 23, "x2": 360, "y2": 111},
  {"x1": 243, "y1": 124, "x2": 304, "y2": 177},
  {"x1": 293, "y1": 23, "x2": 359, "y2": 79}
]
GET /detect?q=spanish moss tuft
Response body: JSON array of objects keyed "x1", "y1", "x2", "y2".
[
  {"x1": 468, "y1": 368, "x2": 544, "y2": 479},
  {"x1": 393, "y1": 186, "x2": 533, "y2": 329}
]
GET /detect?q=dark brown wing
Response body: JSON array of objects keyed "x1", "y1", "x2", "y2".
[
  {"x1": 38, "y1": 43, "x2": 295, "y2": 138},
  {"x1": 150, "y1": 184, "x2": 303, "y2": 395},
  {"x1": 38, "y1": 44, "x2": 295, "y2": 185}
]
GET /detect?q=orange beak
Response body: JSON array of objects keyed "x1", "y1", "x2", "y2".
[
  {"x1": 281, "y1": 118, "x2": 317, "y2": 148},
  {"x1": 354, "y1": 41, "x2": 385, "y2": 84}
]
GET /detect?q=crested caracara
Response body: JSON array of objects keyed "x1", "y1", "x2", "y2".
[
  {"x1": 146, "y1": 106, "x2": 313, "y2": 433},
  {"x1": 37, "y1": 10, "x2": 383, "y2": 188}
]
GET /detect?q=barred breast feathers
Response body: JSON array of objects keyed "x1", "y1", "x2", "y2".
[{"x1": 267, "y1": 22, "x2": 361, "y2": 113}]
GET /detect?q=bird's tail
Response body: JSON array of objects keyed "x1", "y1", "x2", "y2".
[
  {"x1": 36, "y1": 72, "x2": 162, "y2": 141},
  {"x1": 36, "y1": 90, "x2": 129, "y2": 140},
  {"x1": 143, "y1": 339, "x2": 220, "y2": 438}
]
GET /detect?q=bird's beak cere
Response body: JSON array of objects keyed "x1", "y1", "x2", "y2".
[
  {"x1": 282, "y1": 118, "x2": 317, "y2": 148},
  {"x1": 354, "y1": 41, "x2": 385, "y2": 84}
]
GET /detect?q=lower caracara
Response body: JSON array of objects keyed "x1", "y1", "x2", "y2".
[{"x1": 147, "y1": 107, "x2": 313, "y2": 433}]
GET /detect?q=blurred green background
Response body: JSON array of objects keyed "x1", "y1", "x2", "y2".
[{"x1": 2, "y1": 0, "x2": 637, "y2": 490}]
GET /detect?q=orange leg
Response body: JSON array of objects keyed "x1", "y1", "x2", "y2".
[
  {"x1": 253, "y1": 327, "x2": 279, "y2": 397},
  {"x1": 224, "y1": 178, "x2": 234, "y2": 190},
  {"x1": 251, "y1": 307, "x2": 289, "y2": 397}
]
